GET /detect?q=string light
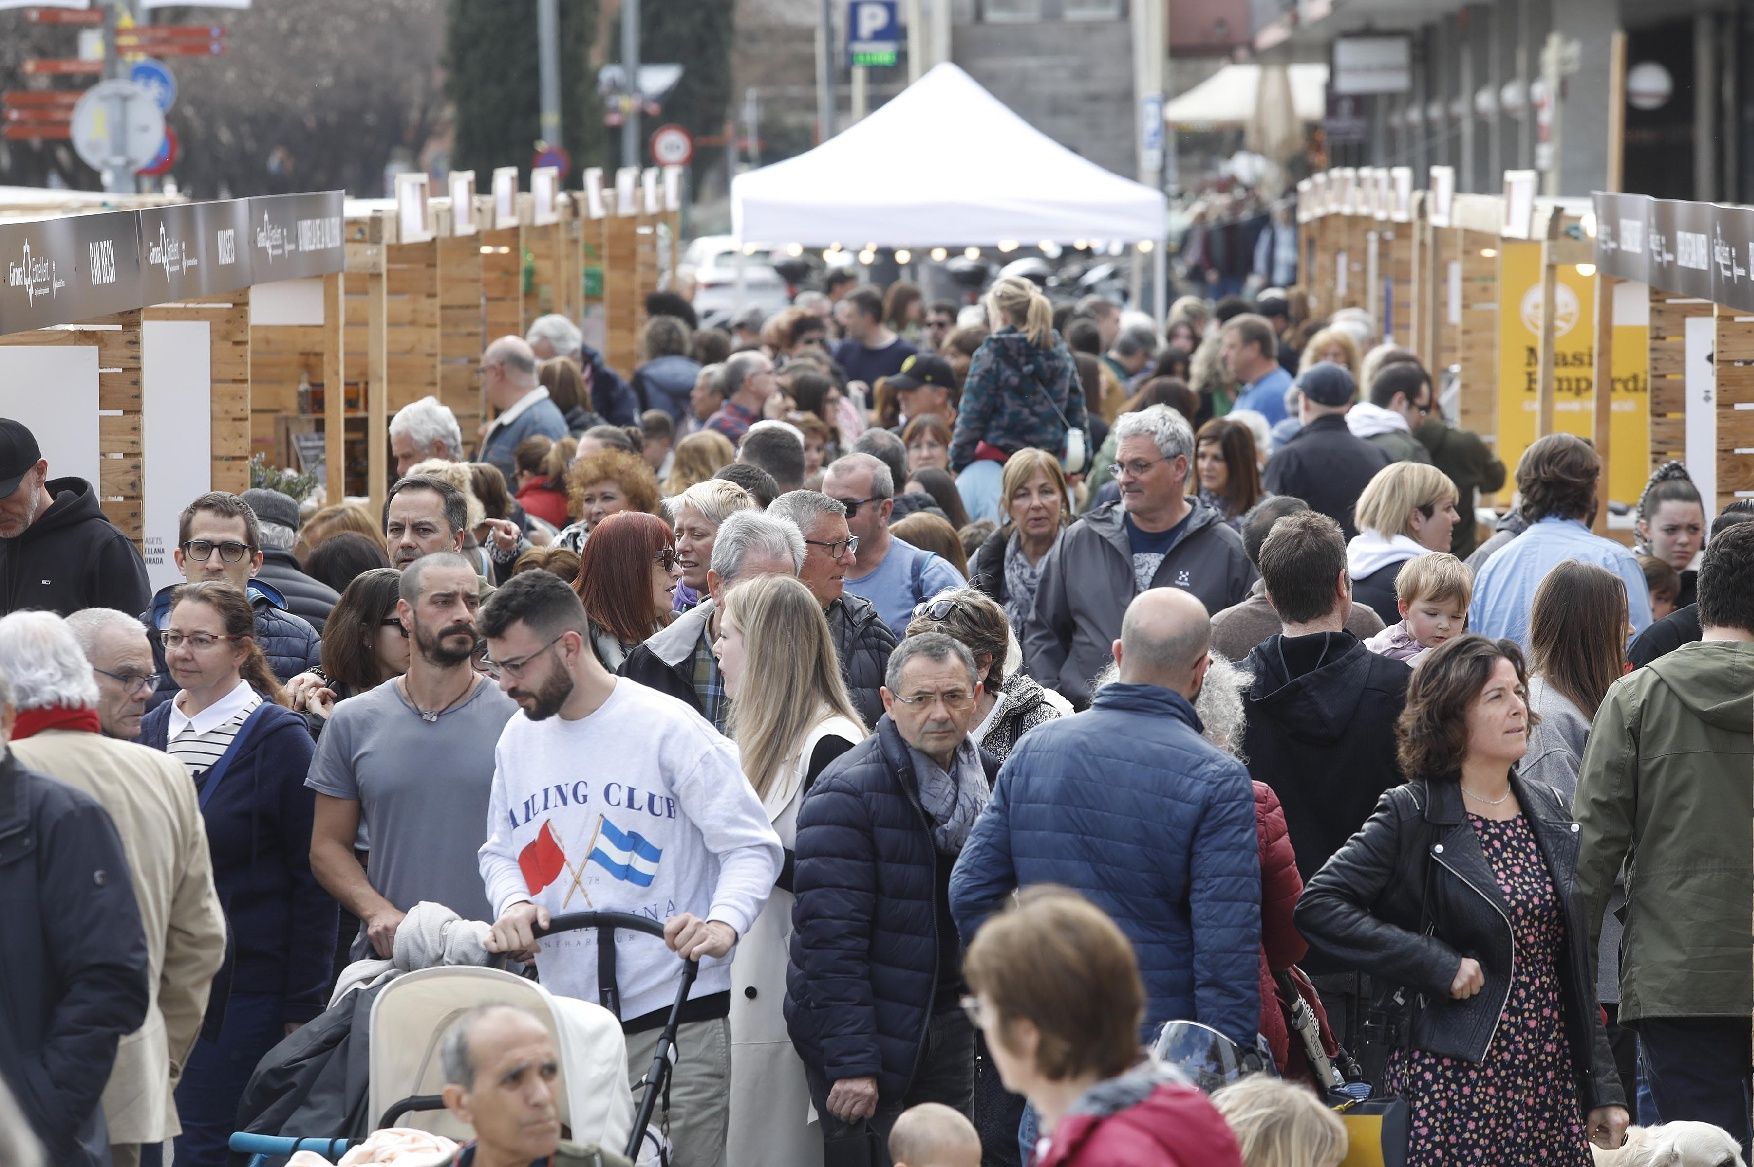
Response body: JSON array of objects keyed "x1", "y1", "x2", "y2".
[
  {"x1": 894, "y1": 248, "x2": 912, "y2": 264},
  {"x1": 858, "y1": 248, "x2": 876, "y2": 265},
  {"x1": 1480, "y1": 248, "x2": 1498, "y2": 259},
  {"x1": 1575, "y1": 263, "x2": 1596, "y2": 277},
  {"x1": 963, "y1": 246, "x2": 981, "y2": 260},
  {"x1": 1137, "y1": 240, "x2": 1156, "y2": 253},
  {"x1": 931, "y1": 247, "x2": 948, "y2": 262},
  {"x1": 785, "y1": 243, "x2": 804, "y2": 257}
]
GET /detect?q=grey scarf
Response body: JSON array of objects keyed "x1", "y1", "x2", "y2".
[
  {"x1": 909, "y1": 738, "x2": 990, "y2": 855},
  {"x1": 1003, "y1": 532, "x2": 1044, "y2": 631}
]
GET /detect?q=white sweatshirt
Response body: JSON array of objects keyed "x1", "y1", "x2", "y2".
[{"x1": 478, "y1": 678, "x2": 782, "y2": 1022}]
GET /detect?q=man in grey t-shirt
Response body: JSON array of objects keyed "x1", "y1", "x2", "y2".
[{"x1": 307, "y1": 553, "x2": 517, "y2": 958}]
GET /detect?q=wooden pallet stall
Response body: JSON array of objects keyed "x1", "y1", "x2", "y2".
[
  {"x1": 580, "y1": 169, "x2": 610, "y2": 358},
  {"x1": 637, "y1": 168, "x2": 661, "y2": 319},
  {"x1": 481, "y1": 173, "x2": 526, "y2": 348},
  {"x1": 434, "y1": 192, "x2": 489, "y2": 445},
  {"x1": 603, "y1": 167, "x2": 644, "y2": 378},
  {"x1": 521, "y1": 166, "x2": 568, "y2": 333}
]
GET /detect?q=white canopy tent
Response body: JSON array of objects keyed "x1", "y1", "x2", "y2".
[
  {"x1": 731, "y1": 63, "x2": 1167, "y2": 251},
  {"x1": 1162, "y1": 63, "x2": 1330, "y2": 128}
]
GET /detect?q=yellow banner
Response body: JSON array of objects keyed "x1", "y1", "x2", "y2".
[{"x1": 1495, "y1": 244, "x2": 1650, "y2": 505}]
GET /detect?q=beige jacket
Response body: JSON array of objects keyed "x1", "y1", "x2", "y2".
[{"x1": 12, "y1": 728, "x2": 227, "y2": 1144}]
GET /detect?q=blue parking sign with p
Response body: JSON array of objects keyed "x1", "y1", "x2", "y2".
[{"x1": 847, "y1": 0, "x2": 900, "y2": 66}]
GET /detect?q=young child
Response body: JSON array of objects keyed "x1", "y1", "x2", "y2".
[
  {"x1": 1212, "y1": 1075, "x2": 1347, "y2": 1167},
  {"x1": 1637, "y1": 552, "x2": 1681, "y2": 622},
  {"x1": 889, "y1": 1103, "x2": 982, "y2": 1167},
  {"x1": 1364, "y1": 552, "x2": 1471, "y2": 664}
]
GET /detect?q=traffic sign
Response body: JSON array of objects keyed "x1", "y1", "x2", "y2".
[
  {"x1": 136, "y1": 125, "x2": 178, "y2": 177},
  {"x1": 649, "y1": 123, "x2": 693, "y2": 167},
  {"x1": 532, "y1": 143, "x2": 571, "y2": 176},
  {"x1": 70, "y1": 79, "x2": 167, "y2": 175},
  {"x1": 23, "y1": 6, "x2": 104, "y2": 25},
  {"x1": 23, "y1": 59, "x2": 104, "y2": 77},
  {"x1": 130, "y1": 58, "x2": 176, "y2": 113},
  {"x1": 847, "y1": 0, "x2": 900, "y2": 67}
]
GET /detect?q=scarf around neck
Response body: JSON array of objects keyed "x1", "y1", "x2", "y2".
[
  {"x1": 12, "y1": 704, "x2": 103, "y2": 740},
  {"x1": 909, "y1": 737, "x2": 989, "y2": 855}
]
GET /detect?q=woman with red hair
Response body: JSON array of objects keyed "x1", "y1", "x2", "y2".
[{"x1": 574, "y1": 511, "x2": 680, "y2": 671}]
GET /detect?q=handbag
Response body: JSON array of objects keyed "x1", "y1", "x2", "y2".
[{"x1": 1027, "y1": 367, "x2": 1088, "y2": 475}]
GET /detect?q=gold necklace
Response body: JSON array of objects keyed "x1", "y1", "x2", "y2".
[{"x1": 1461, "y1": 785, "x2": 1512, "y2": 806}]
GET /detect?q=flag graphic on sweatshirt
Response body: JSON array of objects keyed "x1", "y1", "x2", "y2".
[
  {"x1": 518, "y1": 820, "x2": 568, "y2": 894},
  {"x1": 588, "y1": 817, "x2": 663, "y2": 887}
]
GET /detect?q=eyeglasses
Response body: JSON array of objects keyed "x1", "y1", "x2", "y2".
[
  {"x1": 93, "y1": 667, "x2": 160, "y2": 694},
  {"x1": 480, "y1": 632, "x2": 566, "y2": 680},
  {"x1": 893, "y1": 688, "x2": 976, "y2": 710},
  {"x1": 911, "y1": 596, "x2": 967, "y2": 622},
  {"x1": 1110, "y1": 456, "x2": 1167, "y2": 479},
  {"x1": 958, "y1": 995, "x2": 988, "y2": 1029},
  {"x1": 377, "y1": 617, "x2": 409, "y2": 638},
  {"x1": 834, "y1": 496, "x2": 879, "y2": 519},
  {"x1": 654, "y1": 547, "x2": 680, "y2": 572},
  {"x1": 158, "y1": 630, "x2": 238, "y2": 652},
  {"x1": 180, "y1": 538, "x2": 257, "y2": 564},
  {"x1": 804, "y1": 534, "x2": 859, "y2": 558}
]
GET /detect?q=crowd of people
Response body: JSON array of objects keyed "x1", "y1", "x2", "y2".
[{"x1": 0, "y1": 260, "x2": 1749, "y2": 1167}]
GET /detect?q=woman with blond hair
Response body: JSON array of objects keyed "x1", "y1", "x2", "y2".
[
  {"x1": 1347, "y1": 461, "x2": 1462, "y2": 624},
  {"x1": 950, "y1": 275, "x2": 1087, "y2": 523},
  {"x1": 1297, "y1": 327, "x2": 1363, "y2": 381},
  {"x1": 715, "y1": 574, "x2": 865, "y2": 1167},
  {"x1": 661, "y1": 429, "x2": 736, "y2": 497},
  {"x1": 669, "y1": 477, "x2": 755, "y2": 612},
  {"x1": 968, "y1": 447, "x2": 1072, "y2": 632}
]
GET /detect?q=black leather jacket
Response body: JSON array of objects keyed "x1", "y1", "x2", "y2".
[{"x1": 1295, "y1": 774, "x2": 1624, "y2": 1113}]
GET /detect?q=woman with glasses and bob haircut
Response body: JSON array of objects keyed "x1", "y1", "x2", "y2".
[
  {"x1": 300, "y1": 568, "x2": 411, "y2": 730},
  {"x1": 574, "y1": 511, "x2": 681, "y2": 672},
  {"x1": 713, "y1": 573, "x2": 866, "y2": 1167},
  {"x1": 137, "y1": 581, "x2": 334, "y2": 1167},
  {"x1": 1296, "y1": 635, "x2": 1629, "y2": 1166},
  {"x1": 1346, "y1": 461, "x2": 1462, "y2": 625},
  {"x1": 962, "y1": 887, "x2": 1246, "y2": 1166}
]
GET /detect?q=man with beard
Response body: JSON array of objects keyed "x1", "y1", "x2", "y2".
[
  {"x1": 306, "y1": 553, "x2": 517, "y2": 957},
  {"x1": 477, "y1": 570, "x2": 780, "y2": 1167}
]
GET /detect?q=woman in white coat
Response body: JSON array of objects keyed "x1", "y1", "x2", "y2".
[{"x1": 714, "y1": 574, "x2": 866, "y2": 1167}]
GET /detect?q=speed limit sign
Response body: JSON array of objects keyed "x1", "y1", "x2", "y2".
[{"x1": 650, "y1": 123, "x2": 693, "y2": 167}]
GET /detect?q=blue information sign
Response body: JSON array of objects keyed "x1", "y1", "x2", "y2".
[
  {"x1": 130, "y1": 57, "x2": 176, "y2": 113},
  {"x1": 847, "y1": 0, "x2": 900, "y2": 67}
]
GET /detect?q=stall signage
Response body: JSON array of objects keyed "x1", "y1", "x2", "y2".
[
  {"x1": 245, "y1": 190, "x2": 344, "y2": 281},
  {"x1": 0, "y1": 207, "x2": 143, "y2": 333},
  {"x1": 138, "y1": 199, "x2": 254, "y2": 300}
]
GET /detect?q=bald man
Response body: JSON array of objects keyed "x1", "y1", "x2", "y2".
[
  {"x1": 950, "y1": 588, "x2": 1262, "y2": 1052},
  {"x1": 476, "y1": 335, "x2": 569, "y2": 484}
]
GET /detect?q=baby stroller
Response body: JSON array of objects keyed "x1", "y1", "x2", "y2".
[{"x1": 231, "y1": 911, "x2": 695, "y2": 1166}]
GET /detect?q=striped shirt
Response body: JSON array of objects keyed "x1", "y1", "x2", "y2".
[{"x1": 167, "y1": 679, "x2": 263, "y2": 784}]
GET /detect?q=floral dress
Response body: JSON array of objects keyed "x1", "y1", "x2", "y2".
[{"x1": 1387, "y1": 813, "x2": 1593, "y2": 1166}]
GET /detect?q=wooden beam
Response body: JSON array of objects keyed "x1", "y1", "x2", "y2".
[
  {"x1": 1535, "y1": 209, "x2": 1565, "y2": 438},
  {"x1": 323, "y1": 271, "x2": 346, "y2": 505},
  {"x1": 1592, "y1": 274, "x2": 1618, "y2": 534}
]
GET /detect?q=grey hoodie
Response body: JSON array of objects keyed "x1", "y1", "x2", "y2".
[{"x1": 1023, "y1": 499, "x2": 1256, "y2": 708}]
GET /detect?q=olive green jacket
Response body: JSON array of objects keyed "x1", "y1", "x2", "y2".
[{"x1": 1575, "y1": 639, "x2": 1754, "y2": 1022}]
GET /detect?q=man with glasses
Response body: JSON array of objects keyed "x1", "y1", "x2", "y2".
[
  {"x1": 477, "y1": 570, "x2": 781, "y2": 1167},
  {"x1": 141, "y1": 491, "x2": 321, "y2": 712},
  {"x1": 66, "y1": 608, "x2": 161, "y2": 741},
  {"x1": 476, "y1": 336, "x2": 569, "y2": 485},
  {"x1": 923, "y1": 301, "x2": 959, "y2": 354},
  {"x1": 768, "y1": 490, "x2": 897, "y2": 727},
  {"x1": 1347, "y1": 360, "x2": 1435, "y2": 465},
  {"x1": 0, "y1": 417, "x2": 150, "y2": 618},
  {"x1": 620, "y1": 510, "x2": 804, "y2": 732},
  {"x1": 307, "y1": 553, "x2": 516, "y2": 959},
  {"x1": 1024, "y1": 405, "x2": 1255, "y2": 709},
  {"x1": 823, "y1": 453, "x2": 966, "y2": 638},
  {"x1": 787, "y1": 633, "x2": 998, "y2": 1151}
]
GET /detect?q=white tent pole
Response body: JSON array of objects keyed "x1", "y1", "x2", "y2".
[{"x1": 1153, "y1": 246, "x2": 1168, "y2": 319}]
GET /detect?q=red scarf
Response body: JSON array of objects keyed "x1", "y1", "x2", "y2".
[{"x1": 11, "y1": 704, "x2": 103, "y2": 740}]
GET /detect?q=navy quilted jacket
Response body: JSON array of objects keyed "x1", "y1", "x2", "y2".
[
  {"x1": 142, "y1": 579, "x2": 322, "y2": 713},
  {"x1": 949, "y1": 682, "x2": 1262, "y2": 1048},
  {"x1": 784, "y1": 717, "x2": 999, "y2": 1099}
]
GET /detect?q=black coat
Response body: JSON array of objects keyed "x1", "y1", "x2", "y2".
[
  {"x1": 1295, "y1": 776, "x2": 1625, "y2": 1113},
  {"x1": 0, "y1": 752, "x2": 151, "y2": 1166},
  {"x1": 785, "y1": 718, "x2": 1000, "y2": 1100},
  {"x1": 0, "y1": 476, "x2": 151, "y2": 617},
  {"x1": 1351, "y1": 561, "x2": 1405, "y2": 625},
  {"x1": 1627, "y1": 602, "x2": 1701, "y2": 668},
  {"x1": 257, "y1": 549, "x2": 340, "y2": 630},
  {"x1": 1262, "y1": 415, "x2": 1393, "y2": 540},
  {"x1": 1242, "y1": 632, "x2": 1410, "y2": 885},
  {"x1": 969, "y1": 528, "x2": 1009, "y2": 607},
  {"x1": 826, "y1": 593, "x2": 896, "y2": 730}
]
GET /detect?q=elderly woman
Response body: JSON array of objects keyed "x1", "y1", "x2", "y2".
[
  {"x1": 668, "y1": 478, "x2": 755, "y2": 612},
  {"x1": 1296, "y1": 635, "x2": 1629, "y2": 1166},
  {"x1": 1346, "y1": 461, "x2": 1461, "y2": 624},
  {"x1": 906, "y1": 586, "x2": 1069, "y2": 759},
  {"x1": 968, "y1": 448, "x2": 1072, "y2": 632}
]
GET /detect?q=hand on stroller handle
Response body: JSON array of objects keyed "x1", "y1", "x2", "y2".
[{"x1": 488, "y1": 902, "x2": 732, "y2": 963}]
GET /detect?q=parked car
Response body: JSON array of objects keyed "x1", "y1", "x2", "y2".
[{"x1": 677, "y1": 235, "x2": 792, "y2": 328}]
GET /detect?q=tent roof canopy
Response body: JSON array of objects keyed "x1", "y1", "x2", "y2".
[
  {"x1": 731, "y1": 63, "x2": 1166, "y2": 249},
  {"x1": 1163, "y1": 63, "x2": 1330, "y2": 127}
]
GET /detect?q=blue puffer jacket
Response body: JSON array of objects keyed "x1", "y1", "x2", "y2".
[
  {"x1": 949, "y1": 682, "x2": 1262, "y2": 1049},
  {"x1": 633, "y1": 353, "x2": 703, "y2": 423},
  {"x1": 142, "y1": 579, "x2": 322, "y2": 713},
  {"x1": 785, "y1": 716, "x2": 1000, "y2": 1100}
]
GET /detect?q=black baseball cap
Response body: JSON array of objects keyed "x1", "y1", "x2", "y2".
[
  {"x1": 1296, "y1": 362, "x2": 1356, "y2": 408},
  {"x1": 0, "y1": 419, "x2": 42, "y2": 497},
  {"x1": 888, "y1": 353, "x2": 955, "y2": 393}
]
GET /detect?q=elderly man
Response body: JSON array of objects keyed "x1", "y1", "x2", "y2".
[
  {"x1": 3, "y1": 611, "x2": 226, "y2": 1167},
  {"x1": 390, "y1": 395, "x2": 467, "y2": 478},
  {"x1": 0, "y1": 416, "x2": 150, "y2": 617},
  {"x1": 478, "y1": 572, "x2": 780, "y2": 1167},
  {"x1": 438, "y1": 1004, "x2": 633, "y2": 1166},
  {"x1": 738, "y1": 419, "x2": 806, "y2": 494},
  {"x1": 953, "y1": 589, "x2": 1261, "y2": 1052},
  {"x1": 1024, "y1": 405, "x2": 1255, "y2": 708},
  {"x1": 620, "y1": 510, "x2": 804, "y2": 731},
  {"x1": 704, "y1": 352, "x2": 779, "y2": 446},
  {"x1": 142, "y1": 490, "x2": 322, "y2": 710},
  {"x1": 527, "y1": 313, "x2": 640, "y2": 427},
  {"x1": 476, "y1": 336, "x2": 570, "y2": 485},
  {"x1": 0, "y1": 666, "x2": 152, "y2": 1167},
  {"x1": 241, "y1": 487, "x2": 338, "y2": 628},
  {"x1": 768, "y1": 490, "x2": 897, "y2": 727},
  {"x1": 787, "y1": 633, "x2": 998, "y2": 1151},
  {"x1": 66, "y1": 608, "x2": 160, "y2": 740},
  {"x1": 823, "y1": 453, "x2": 966, "y2": 637}
]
